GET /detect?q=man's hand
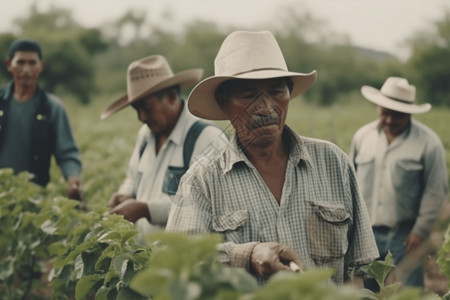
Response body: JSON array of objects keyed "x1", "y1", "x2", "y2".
[
  {"x1": 67, "y1": 176, "x2": 86, "y2": 210},
  {"x1": 405, "y1": 232, "x2": 422, "y2": 252},
  {"x1": 107, "y1": 198, "x2": 149, "y2": 223},
  {"x1": 250, "y1": 242, "x2": 305, "y2": 279},
  {"x1": 109, "y1": 193, "x2": 133, "y2": 209}
]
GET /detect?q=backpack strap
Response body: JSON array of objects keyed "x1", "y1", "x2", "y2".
[
  {"x1": 182, "y1": 120, "x2": 209, "y2": 168},
  {"x1": 138, "y1": 139, "x2": 147, "y2": 159},
  {"x1": 138, "y1": 120, "x2": 210, "y2": 165}
]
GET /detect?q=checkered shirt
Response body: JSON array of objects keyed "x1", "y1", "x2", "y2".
[{"x1": 166, "y1": 126, "x2": 379, "y2": 285}]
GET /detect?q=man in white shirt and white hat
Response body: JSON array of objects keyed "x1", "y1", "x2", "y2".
[
  {"x1": 101, "y1": 55, "x2": 227, "y2": 243},
  {"x1": 350, "y1": 77, "x2": 448, "y2": 289}
]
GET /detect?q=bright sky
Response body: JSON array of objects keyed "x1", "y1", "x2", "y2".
[{"x1": 2, "y1": 0, "x2": 449, "y2": 60}]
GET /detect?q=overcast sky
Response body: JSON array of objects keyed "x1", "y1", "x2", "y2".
[{"x1": 2, "y1": 0, "x2": 449, "y2": 60}]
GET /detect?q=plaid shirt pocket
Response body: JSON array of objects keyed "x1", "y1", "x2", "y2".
[
  {"x1": 213, "y1": 210, "x2": 249, "y2": 244},
  {"x1": 307, "y1": 202, "x2": 350, "y2": 263}
]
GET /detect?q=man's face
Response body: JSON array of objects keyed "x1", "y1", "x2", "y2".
[
  {"x1": 6, "y1": 51, "x2": 44, "y2": 87},
  {"x1": 378, "y1": 106, "x2": 411, "y2": 137},
  {"x1": 131, "y1": 91, "x2": 176, "y2": 135},
  {"x1": 221, "y1": 78, "x2": 291, "y2": 148}
]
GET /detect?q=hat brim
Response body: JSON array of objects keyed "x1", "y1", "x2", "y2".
[
  {"x1": 101, "y1": 69, "x2": 203, "y2": 120},
  {"x1": 361, "y1": 86, "x2": 431, "y2": 114},
  {"x1": 188, "y1": 69, "x2": 317, "y2": 120}
]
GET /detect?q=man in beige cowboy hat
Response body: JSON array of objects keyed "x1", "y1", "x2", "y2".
[
  {"x1": 166, "y1": 31, "x2": 378, "y2": 286},
  {"x1": 350, "y1": 77, "x2": 448, "y2": 289},
  {"x1": 101, "y1": 55, "x2": 227, "y2": 242}
]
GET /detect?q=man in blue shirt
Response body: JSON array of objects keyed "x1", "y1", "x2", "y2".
[{"x1": 0, "y1": 39, "x2": 84, "y2": 205}]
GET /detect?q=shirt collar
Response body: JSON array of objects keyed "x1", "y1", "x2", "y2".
[
  {"x1": 3, "y1": 81, "x2": 14, "y2": 99},
  {"x1": 377, "y1": 120, "x2": 412, "y2": 142},
  {"x1": 2, "y1": 81, "x2": 43, "y2": 101},
  {"x1": 223, "y1": 125, "x2": 313, "y2": 174}
]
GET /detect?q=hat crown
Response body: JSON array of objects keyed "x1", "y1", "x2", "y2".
[
  {"x1": 380, "y1": 77, "x2": 415, "y2": 103},
  {"x1": 214, "y1": 31, "x2": 288, "y2": 77},
  {"x1": 127, "y1": 55, "x2": 174, "y2": 100}
]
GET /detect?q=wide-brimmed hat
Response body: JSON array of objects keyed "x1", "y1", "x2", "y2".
[
  {"x1": 187, "y1": 31, "x2": 317, "y2": 120},
  {"x1": 361, "y1": 77, "x2": 431, "y2": 114},
  {"x1": 101, "y1": 55, "x2": 202, "y2": 119}
]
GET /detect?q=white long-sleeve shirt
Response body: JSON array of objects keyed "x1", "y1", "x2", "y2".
[{"x1": 119, "y1": 102, "x2": 228, "y2": 238}]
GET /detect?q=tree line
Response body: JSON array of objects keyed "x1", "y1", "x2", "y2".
[{"x1": 0, "y1": 4, "x2": 449, "y2": 106}]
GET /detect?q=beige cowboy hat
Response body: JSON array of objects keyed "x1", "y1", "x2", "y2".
[
  {"x1": 361, "y1": 77, "x2": 431, "y2": 114},
  {"x1": 101, "y1": 55, "x2": 203, "y2": 119},
  {"x1": 187, "y1": 31, "x2": 317, "y2": 120}
]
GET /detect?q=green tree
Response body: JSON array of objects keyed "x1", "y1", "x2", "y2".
[
  {"x1": 273, "y1": 8, "x2": 403, "y2": 105},
  {"x1": 0, "y1": 4, "x2": 108, "y2": 104},
  {"x1": 407, "y1": 10, "x2": 450, "y2": 106}
]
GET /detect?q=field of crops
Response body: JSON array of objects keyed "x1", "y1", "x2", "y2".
[{"x1": 1, "y1": 93, "x2": 449, "y2": 299}]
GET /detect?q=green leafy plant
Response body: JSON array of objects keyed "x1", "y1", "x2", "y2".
[
  {"x1": 361, "y1": 251, "x2": 443, "y2": 300},
  {"x1": 245, "y1": 268, "x2": 361, "y2": 300},
  {"x1": 130, "y1": 232, "x2": 258, "y2": 300},
  {"x1": 0, "y1": 169, "x2": 150, "y2": 299},
  {"x1": 361, "y1": 251, "x2": 402, "y2": 299},
  {"x1": 0, "y1": 169, "x2": 52, "y2": 300},
  {"x1": 43, "y1": 202, "x2": 151, "y2": 300}
]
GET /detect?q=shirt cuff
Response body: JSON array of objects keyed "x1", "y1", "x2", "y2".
[{"x1": 230, "y1": 242, "x2": 260, "y2": 271}]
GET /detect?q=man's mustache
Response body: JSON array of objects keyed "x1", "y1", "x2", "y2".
[{"x1": 248, "y1": 115, "x2": 279, "y2": 130}]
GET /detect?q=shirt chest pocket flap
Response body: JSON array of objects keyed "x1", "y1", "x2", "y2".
[
  {"x1": 394, "y1": 159, "x2": 423, "y2": 187},
  {"x1": 213, "y1": 210, "x2": 248, "y2": 243},
  {"x1": 308, "y1": 203, "x2": 350, "y2": 261}
]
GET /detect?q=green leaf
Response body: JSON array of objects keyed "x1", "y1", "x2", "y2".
[
  {"x1": 361, "y1": 251, "x2": 395, "y2": 287},
  {"x1": 130, "y1": 268, "x2": 173, "y2": 296},
  {"x1": 75, "y1": 273, "x2": 103, "y2": 300},
  {"x1": 116, "y1": 286, "x2": 146, "y2": 300},
  {"x1": 378, "y1": 282, "x2": 403, "y2": 298},
  {"x1": 170, "y1": 280, "x2": 201, "y2": 300},
  {"x1": 0, "y1": 257, "x2": 14, "y2": 280},
  {"x1": 74, "y1": 254, "x2": 84, "y2": 279},
  {"x1": 113, "y1": 255, "x2": 129, "y2": 280}
]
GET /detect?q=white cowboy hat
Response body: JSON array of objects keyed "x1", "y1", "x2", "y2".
[
  {"x1": 187, "y1": 31, "x2": 317, "y2": 120},
  {"x1": 101, "y1": 55, "x2": 202, "y2": 119},
  {"x1": 361, "y1": 77, "x2": 431, "y2": 114}
]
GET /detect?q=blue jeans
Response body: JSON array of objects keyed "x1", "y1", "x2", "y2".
[{"x1": 364, "y1": 223, "x2": 424, "y2": 291}]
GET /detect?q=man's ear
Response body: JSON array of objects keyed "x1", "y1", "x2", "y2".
[{"x1": 5, "y1": 59, "x2": 11, "y2": 72}]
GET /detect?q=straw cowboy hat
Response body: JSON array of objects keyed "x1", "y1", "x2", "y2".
[
  {"x1": 187, "y1": 31, "x2": 317, "y2": 120},
  {"x1": 361, "y1": 77, "x2": 431, "y2": 114},
  {"x1": 101, "y1": 55, "x2": 203, "y2": 119}
]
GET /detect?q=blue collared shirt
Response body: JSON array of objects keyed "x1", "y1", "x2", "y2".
[{"x1": 350, "y1": 119, "x2": 448, "y2": 238}]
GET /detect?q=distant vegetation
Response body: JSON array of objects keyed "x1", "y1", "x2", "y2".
[
  {"x1": 0, "y1": 3, "x2": 449, "y2": 298},
  {"x1": 0, "y1": 4, "x2": 449, "y2": 107}
]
